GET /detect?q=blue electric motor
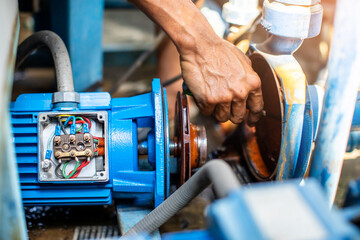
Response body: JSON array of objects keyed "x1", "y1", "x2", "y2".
[{"x1": 11, "y1": 78, "x2": 207, "y2": 207}]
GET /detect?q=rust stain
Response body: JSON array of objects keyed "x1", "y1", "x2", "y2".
[
  {"x1": 243, "y1": 125, "x2": 271, "y2": 178},
  {"x1": 275, "y1": 63, "x2": 306, "y2": 105},
  {"x1": 190, "y1": 124, "x2": 199, "y2": 169},
  {"x1": 278, "y1": 105, "x2": 292, "y2": 181}
]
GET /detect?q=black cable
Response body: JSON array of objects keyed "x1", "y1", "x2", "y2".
[
  {"x1": 162, "y1": 74, "x2": 182, "y2": 87},
  {"x1": 55, "y1": 163, "x2": 64, "y2": 179},
  {"x1": 58, "y1": 117, "x2": 67, "y2": 135}
]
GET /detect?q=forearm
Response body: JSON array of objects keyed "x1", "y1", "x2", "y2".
[{"x1": 128, "y1": 0, "x2": 219, "y2": 55}]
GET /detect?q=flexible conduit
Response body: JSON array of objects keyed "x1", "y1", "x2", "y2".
[
  {"x1": 123, "y1": 159, "x2": 240, "y2": 237},
  {"x1": 15, "y1": 30, "x2": 74, "y2": 92}
]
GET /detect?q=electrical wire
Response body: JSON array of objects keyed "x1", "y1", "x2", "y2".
[
  {"x1": 70, "y1": 158, "x2": 91, "y2": 179},
  {"x1": 82, "y1": 116, "x2": 92, "y2": 129},
  {"x1": 55, "y1": 163, "x2": 64, "y2": 179},
  {"x1": 47, "y1": 131, "x2": 55, "y2": 150},
  {"x1": 51, "y1": 115, "x2": 94, "y2": 179},
  {"x1": 58, "y1": 117, "x2": 68, "y2": 134},
  {"x1": 62, "y1": 160, "x2": 80, "y2": 179}
]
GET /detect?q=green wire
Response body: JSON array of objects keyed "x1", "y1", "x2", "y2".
[
  {"x1": 75, "y1": 116, "x2": 84, "y2": 132},
  {"x1": 62, "y1": 160, "x2": 80, "y2": 179}
]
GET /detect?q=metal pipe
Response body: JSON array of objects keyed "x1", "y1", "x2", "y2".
[
  {"x1": 0, "y1": 0, "x2": 27, "y2": 238},
  {"x1": 123, "y1": 160, "x2": 240, "y2": 237},
  {"x1": 309, "y1": 0, "x2": 360, "y2": 207},
  {"x1": 256, "y1": 34, "x2": 303, "y2": 55},
  {"x1": 15, "y1": 30, "x2": 74, "y2": 92}
]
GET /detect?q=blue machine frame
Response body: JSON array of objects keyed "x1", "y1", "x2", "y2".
[{"x1": 10, "y1": 79, "x2": 169, "y2": 207}]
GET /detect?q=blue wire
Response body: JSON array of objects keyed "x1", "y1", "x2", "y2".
[{"x1": 64, "y1": 116, "x2": 76, "y2": 128}]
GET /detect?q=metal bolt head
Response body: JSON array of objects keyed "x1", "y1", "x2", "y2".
[
  {"x1": 41, "y1": 159, "x2": 52, "y2": 171},
  {"x1": 84, "y1": 133, "x2": 91, "y2": 142},
  {"x1": 54, "y1": 151, "x2": 61, "y2": 158},
  {"x1": 54, "y1": 136, "x2": 61, "y2": 145},
  {"x1": 70, "y1": 151, "x2": 76, "y2": 157},
  {"x1": 69, "y1": 135, "x2": 76, "y2": 143},
  {"x1": 85, "y1": 150, "x2": 92, "y2": 156}
]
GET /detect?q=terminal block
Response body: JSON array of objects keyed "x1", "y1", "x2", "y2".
[{"x1": 38, "y1": 112, "x2": 108, "y2": 182}]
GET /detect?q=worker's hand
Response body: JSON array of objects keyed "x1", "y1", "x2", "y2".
[{"x1": 180, "y1": 38, "x2": 264, "y2": 125}]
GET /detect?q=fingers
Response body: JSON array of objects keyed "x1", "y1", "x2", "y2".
[
  {"x1": 213, "y1": 103, "x2": 231, "y2": 122},
  {"x1": 230, "y1": 99, "x2": 247, "y2": 124},
  {"x1": 247, "y1": 87, "x2": 264, "y2": 126},
  {"x1": 197, "y1": 100, "x2": 216, "y2": 116}
]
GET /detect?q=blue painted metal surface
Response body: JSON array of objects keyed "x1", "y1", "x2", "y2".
[
  {"x1": 162, "y1": 230, "x2": 214, "y2": 240},
  {"x1": 0, "y1": 1, "x2": 27, "y2": 238},
  {"x1": 10, "y1": 79, "x2": 169, "y2": 207},
  {"x1": 163, "y1": 180, "x2": 359, "y2": 240},
  {"x1": 207, "y1": 180, "x2": 358, "y2": 240},
  {"x1": 352, "y1": 94, "x2": 360, "y2": 130},
  {"x1": 49, "y1": 0, "x2": 104, "y2": 91},
  {"x1": 117, "y1": 205, "x2": 161, "y2": 239},
  {"x1": 309, "y1": 0, "x2": 360, "y2": 206},
  {"x1": 294, "y1": 85, "x2": 314, "y2": 178}
]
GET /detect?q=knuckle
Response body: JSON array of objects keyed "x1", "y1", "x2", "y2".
[
  {"x1": 234, "y1": 89, "x2": 247, "y2": 100},
  {"x1": 247, "y1": 74, "x2": 262, "y2": 90},
  {"x1": 221, "y1": 93, "x2": 233, "y2": 103},
  {"x1": 205, "y1": 95, "x2": 217, "y2": 105}
]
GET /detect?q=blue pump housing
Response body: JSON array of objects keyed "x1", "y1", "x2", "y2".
[{"x1": 10, "y1": 79, "x2": 170, "y2": 207}]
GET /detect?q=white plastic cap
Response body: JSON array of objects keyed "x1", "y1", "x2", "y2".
[{"x1": 222, "y1": 0, "x2": 260, "y2": 26}]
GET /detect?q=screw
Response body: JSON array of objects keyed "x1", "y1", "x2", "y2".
[
  {"x1": 69, "y1": 135, "x2": 76, "y2": 143},
  {"x1": 70, "y1": 151, "x2": 76, "y2": 157}
]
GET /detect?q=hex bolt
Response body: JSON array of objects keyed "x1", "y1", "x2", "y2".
[
  {"x1": 70, "y1": 151, "x2": 76, "y2": 157},
  {"x1": 85, "y1": 150, "x2": 92, "y2": 156},
  {"x1": 54, "y1": 136, "x2": 61, "y2": 145},
  {"x1": 69, "y1": 135, "x2": 76, "y2": 143},
  {"x1": 84, "y1": 133, "x2": 91, "y2": 142},
  {"x1": 41, "y1": 159, "x2": 51, "y2": 172},
  {"x1": 54, "y1": 151, "x2": 61, "y2": 158}
]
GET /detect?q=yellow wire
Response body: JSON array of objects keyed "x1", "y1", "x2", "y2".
[{"x1": 56, "y1": 114, "x2": 73, "y2": 118}]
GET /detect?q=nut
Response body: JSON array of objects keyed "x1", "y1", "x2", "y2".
[
  {"x1": 85, "y1": 150, "x2": 92, "y2": 156},
  {"x1": 54, "y1": 136, "x2": 61, "y2": 145},
  {"x1": 69, "y1": 135, "x2": 76, "y2": 143},
  {"x1": 70, "y1": 151, "x2": 76, "y2": 157},
  {"x1": 41, "y1": 159, "x2": 52, "y2": 171},
  {"x1": 54, "y1": 151, "x2": 61, "y2": 158},
  {"x1": 84, "y1": 133, "x2": 91, "y2": 142}
]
